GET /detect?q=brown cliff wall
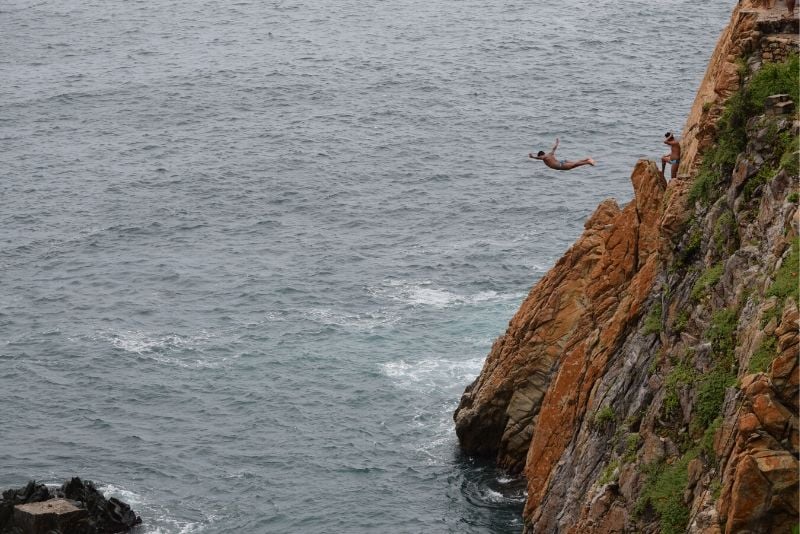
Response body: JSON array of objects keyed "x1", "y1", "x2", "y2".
[
  {"x1": 454, "y1": 160, "x2": 665, "y2": 474},
  {"x1": 454, "y1": 1, "x2": 799, "y2": 532}
]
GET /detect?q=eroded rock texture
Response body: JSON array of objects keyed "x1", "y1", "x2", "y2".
[
  {"x1": 454, "y1": 161, "x2": 665, "y2": 474},
  {"x1": 455, "y1": 1, "x2": 799, "y2": 532}
]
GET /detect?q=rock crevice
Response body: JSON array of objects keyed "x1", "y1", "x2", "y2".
[{"x1": 454, "y1": 2, "x2": 799, "y2": 531}]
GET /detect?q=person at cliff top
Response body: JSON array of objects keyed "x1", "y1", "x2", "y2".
[
  {"x1": 660, "y1": 132, "x2": 681, "y2": 180},
  {"x1": 528, "y1": 138, "x2": 595, "y2": 170}
]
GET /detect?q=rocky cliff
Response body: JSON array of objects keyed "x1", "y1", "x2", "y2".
[{"x1": 454, "y1": 2, "x2": 799, "y2": 532}]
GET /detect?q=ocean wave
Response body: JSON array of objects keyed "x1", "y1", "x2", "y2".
[
  {"x1": 100, "y1": 483, "x2": 147, "y2": 508},
  {"x1": 99, "y1": 484, "x2": 214, "y2": 534},
  {"x1": 306, "y1": 307, "x2": 399, "y2": 331},
  {"x1": 459, "y1": 472, "x2": 529, "y2": 510},
  {"x1": 370, "y1": 280, "x2": 521, "y2": 309},
  {"x1": 381, "y1": 357, "x2": 483, "y2": 391},
  {"x1": 103, "y1": 330, "x2": 212, "y2": 354},
  {"x1": 96, "y1": 330, "x2": 233, "y2": 369},
  {"x1": 462, "y1": 336, "x2": 494, "y2": 347}
]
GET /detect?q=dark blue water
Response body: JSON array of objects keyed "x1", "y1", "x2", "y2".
[{"x1": 2, "y1": 1, "x2": 733, "y2": 532}]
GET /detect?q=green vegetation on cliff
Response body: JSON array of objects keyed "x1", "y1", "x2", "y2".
[
  {"x1": 689, "y1": 53, "x2": 799, "y2": 206},
  {"x1": 643, "y1": 50, "x2": 800, "y2": 534},
  {"x1": 767, "y1": 237, "x2": 800, "y2": 303},
  {"x1": 749, "y1": 336, "x2": 777, "y2": 374},
  {"x1": 636, "y1": 453, "x2": 695, "y2": 534}
]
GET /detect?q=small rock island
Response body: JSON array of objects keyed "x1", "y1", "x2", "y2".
[{"x1": 0, "y1": 478, "x2": 141, "y2": 534}]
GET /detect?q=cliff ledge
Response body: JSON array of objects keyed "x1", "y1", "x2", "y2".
[{"x1": 455, "y1": 2, "x2": 799, "y2": 532}]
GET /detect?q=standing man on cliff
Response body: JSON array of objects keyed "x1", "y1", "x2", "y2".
[
  {"x1": 528, "y1": 137, "x2": 595, "y2": 170},
  {"x1": 661, "y1": 132, "x2": 681, "y2": 180}
]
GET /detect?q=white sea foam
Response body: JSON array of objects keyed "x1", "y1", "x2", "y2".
[
  {"x1": 97, "y1": 330, "x2": 232, "y2": 369},
  {"x1": 484, "y1": 488, "x2": 506, "y2": 503},
  {"x1": 414, "y1": 401, "x2": 461, "y2": 465},
  {"x1": 404, "y1": 286, "x2": 458, "y2": 307},
  {"x1": 100, "y1": 483, "x2": 146, "y2": 507},
  {"x1": 307, "y1": 307, "x2": 398, "y2": 331},
  {"x1": 99, "y1": 484, "x2": 212, "y2": 534},
  {"x1": 371, "y1": 280, "x2": 522, "y2": 309},
  {"x1": 528, "y1": 262, "x2": 552, "y2": 272},
  {"x1": 381, "y1": 357, "x2": 483, "y2": 390},
  {"x1": 104, "y1": 330, "x2": 212, "y2": 354},
  {"x1": 143, "y1": 520, "x2": 206, "y2": 534}
]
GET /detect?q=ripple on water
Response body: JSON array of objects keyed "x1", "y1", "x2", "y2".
[{"x1": 1, "y1": 0, "x2": 734, "y2": 531}]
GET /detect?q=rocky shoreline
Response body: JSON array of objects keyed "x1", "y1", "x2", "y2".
[
  {"x1": 0, "y1": 478, "x2": 140, "y2": 534},
  {"x1": 454, "y1": 1, "x2": 799, "y2": 532}
]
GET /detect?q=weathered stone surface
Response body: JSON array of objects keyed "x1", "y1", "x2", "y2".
[
  {"x1": 523, "y1": 162, "x2": 664, "y2": 524},
  {"x1": 454, "y1": 3, "x2": 800, "y2": 532},
  {"x1": 454, "y1": 161, "x2": 665, "y2": 474},
  {"x1": 641, "y1": 432, "x2": 666, "y2": 465},
  {"x1": 13, "y1": 499, "x2": 88, "y2": 534},
  {"x1": 660, "y1": 1, "x2": 759, "y2": 250},
  {"x1": 751, "y1": 390, "x2": 794, "y2": 437},
  {"x1": 0, "y1": 478, "x2": 141, "y2": 534}
]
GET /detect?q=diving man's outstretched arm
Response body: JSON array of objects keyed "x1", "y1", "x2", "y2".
[{"x1": 549, "y1": 137, "x2": 559, "y2": 155}]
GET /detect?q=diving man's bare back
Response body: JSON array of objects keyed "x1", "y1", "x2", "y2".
[{"x1": 528, "y1": 138, "x2": 595, "y2": 170}]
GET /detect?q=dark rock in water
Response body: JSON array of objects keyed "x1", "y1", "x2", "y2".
[
  {"x1": 0, "y1": 478, "x2": 141, "y2": 534},
  {"x1": 61, "y1": 478, "x2": 141, "y2": 533}
]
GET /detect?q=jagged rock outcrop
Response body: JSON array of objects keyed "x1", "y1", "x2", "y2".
[
  {"x1": 454, "y1": 160, "x2": 665, "y2": 473},
  {"x1": 455, "y1": 1, "x2": 799, "y2": 532},
  {"x1": 661, "y1": 0, "x2": 798, "y2": 252},
  {"x1": 0, "y1": 478, "x2": 141, "y2": 534}
]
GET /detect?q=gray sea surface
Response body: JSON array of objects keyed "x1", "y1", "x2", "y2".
[{"x1": 2, "y1": 1, "x2": 733, "y2": 532}]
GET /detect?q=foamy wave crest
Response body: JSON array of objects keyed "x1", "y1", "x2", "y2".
[
  {"x1": 381, "y1": 357, "x2": 484, "y2": 391},
  {"x1": 104, "y1": 330, "x2": 212, "y2": 354},
  {"x1": 484, "y1": 488, "x2": 507, "y2": 503},
  {"x1": 100, "y1": 483, "x2": 146, "y2": 508},
  {"x1": 371, "y1": 280, "x2": 521, "y2": 309},
  {"x1": 307, "y1": 307, "x2": 398, "y2": 331},
  {"x1": 97, "y1": 330, "x2": 232, "y2": 369},
  {"x1": 99, "y1": 484, "x2": 215, "y2": 534},
  {"x1": 142, "y1": 519, "x2": 207, "y2": 534}
]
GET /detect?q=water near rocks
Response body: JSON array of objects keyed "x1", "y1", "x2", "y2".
[{"x1": 1, "y1": 1, "x2": 733, "y2": 532}]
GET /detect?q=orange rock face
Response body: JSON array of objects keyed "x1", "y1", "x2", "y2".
[
  {"x1": 659, "y1": 1, "x2": 759, "y2": 252},
  {"x1": 453, "y1": 2, "x2": 799, "y2": 532},
  {"x1": 523, "y1": 162, "x2": 663, "y2": 523},
  {"x1": 453, "y1": 159, "x2": 665, "y2": 486},
  {"x1": 719, "y1": 302, "x2": 799, "y2": 534}
]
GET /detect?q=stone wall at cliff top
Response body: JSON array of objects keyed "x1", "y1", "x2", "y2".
[{"x1": 454, "y1": 1, "x2": 799, "y2": 532}]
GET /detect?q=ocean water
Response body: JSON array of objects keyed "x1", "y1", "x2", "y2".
[{"x1": 1, "y1": 1, "x2": 733, "y2": 532}]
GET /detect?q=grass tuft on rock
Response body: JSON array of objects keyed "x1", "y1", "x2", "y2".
[
  {"x1": 688, "y1": 54, "x2": 799, "y2": 206},
  {"x1": 691, "y1": 263, "x2": 724, "y2": 301},
  {"x1": 708, "y1": 308, "x2": 738, "y2": 360},
  {"x1": 643, "y1": 302, "x2": 663, "y2": 335},
  {"x1": 749, "y1": 336, "x2": 777, "y2": 374},
  {"x1": 766, "y1": 237, "x2": 799, "y2": 303},
  {"x1": 694, "y1": 368, "x2": 736, "y2": 429},
  {"x1": 663, "y1": 361, "x2": 696, "y2": 416},
  {"x1": 673, "y1": 310, "x2": 690, "y2": 334},
  {"x1": 593, "y1": 406, "x2": 615, "y2": 428},
  {"x1": 636, "y1": 454, "x2": 694, "y2": 534}
]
